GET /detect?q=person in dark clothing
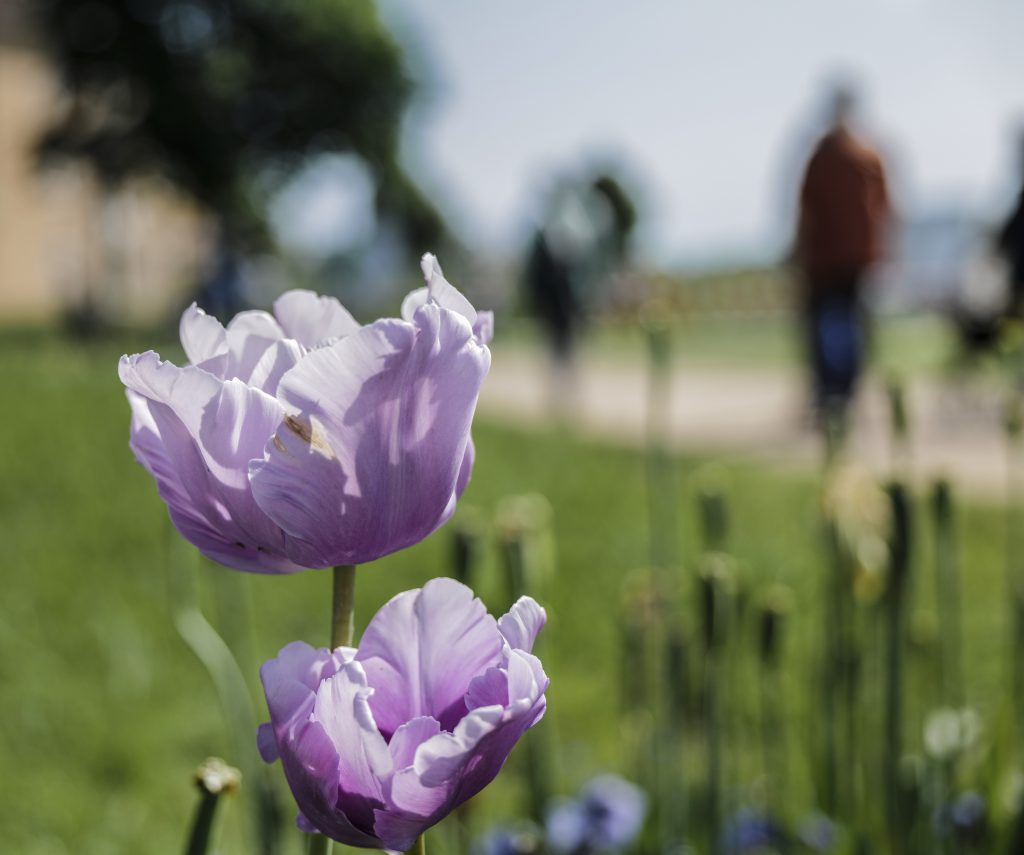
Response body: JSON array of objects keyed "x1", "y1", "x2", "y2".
[
  {"x1": 525, "y1": 225, "x2": 580, "y2": 361},
  {"x1": 999, "y1": 131, "x2": 1024, "y2": 316},
  {"x1": 524, "y1": 173, "x2": 637, "y2": 417},
  {"x1": 525, "y1": 174, "x2": 637, "y2": 358},
  {"x1": 795, "y1": 87, "x2": 892, "y2": 420}
]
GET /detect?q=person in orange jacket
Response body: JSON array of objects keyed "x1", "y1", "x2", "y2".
[{"x1": 795, "y1": 85, "x2": 892, "y2": 421}]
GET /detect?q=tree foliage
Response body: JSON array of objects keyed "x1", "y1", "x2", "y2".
[{"x1": 36, "y1": 0, "x2": 444, "y2": 249}]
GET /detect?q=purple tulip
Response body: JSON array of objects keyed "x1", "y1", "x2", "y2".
[
  {"x1": 119, "y1": 255, "x2": 492, "y2": 573},
  {"x1": 257, "y1": 578, "x2": 548, "y2": 851}
]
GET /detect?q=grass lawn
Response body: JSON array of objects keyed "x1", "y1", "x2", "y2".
[{"x1": 0, "y1": 330, "x2": 1013, "y2": 853}]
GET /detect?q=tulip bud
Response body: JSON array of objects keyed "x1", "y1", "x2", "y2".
[
  {"x1": 452, "y1": 509, "x2": 485, "y2": 588},
  {"x1": 699, "y1": 554, "x2": 737, "y2": 652},
  {"x1": 620, "y1": 571, "x2": 658, "y2": 714},
  {"x1": 896, "y1": 754, "x2": 924, "y2": 829},
  {"x1": 186, "y1": 758, "x2": 241, "y2": 855},
  {"x1": 195, "y1": 757, "x2": 242, "y2": 796},
  {"x1": 665, "y1": 621, "x2": 690, "y2": 724},
  {"x1": 497, "y1": 494, "x2": 554, "y2": 603},
  {"x1": 698, "y1": 488, "x2": 729, "y2": 554},
  {"x1": 500, "y1": 527, "x2": 527, "y2": 602},
  {"x1": 887, "y1": 379, "x2": 908, "y2": 441},
  {"x1": 886, "y1": 482, "x2": 911, "y2": 591},
  {"x1": 757, "y1": 585, "x2": 794, "y2": 667},
  {"x1": 695, "y1": 465, "x2": 730, "y2": 553}
]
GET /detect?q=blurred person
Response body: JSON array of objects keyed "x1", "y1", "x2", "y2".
[
  {"x1": 795, "y1": 85, "x2": 892, "y2": 423},
  {"x1": 999, "y1": 128, "x2": 1024, "y2": 316},
  {"x1": 524, "y1": 172, "x2": 636, "y2": 416},
  {"x1": 524, "y1": 182, "x2": 586, "y2": 367},
  {"x1": 195, "y1": 228, "x2": 247, "y2": 322}
]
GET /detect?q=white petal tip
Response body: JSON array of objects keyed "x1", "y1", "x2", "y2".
[{"x1": 420, "y1": 252, "x2": 440, "y2": 283}]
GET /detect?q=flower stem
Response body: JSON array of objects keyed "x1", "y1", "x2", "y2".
[
  {"x1": 186, "y1": 758, "x2": 240, "y2": 855},
  {"x1": 331, "y1": 565, "x2": 357, "y2": 648},
  {"x1": 308, "y1": 566, "x2": 358, "y2": 855},
  {"x1": 185, "y1": 790, "x2": 220, "y2": 855},
  {"x1": 406, "y1": 834, "x2": 426, "y2": 855},
  {"x1": 307, "y1": 832, "x2": 332, "y2": 855}
]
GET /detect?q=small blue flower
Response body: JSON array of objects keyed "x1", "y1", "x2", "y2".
[
  {"x1": 951, "y1": 791, "x2": 985, "y2": 832},
  {"x1": 720, "y1": 809, "x2": 786, "y2": 852},
  {"x1": 473, "y1": 822, "x2": 545, "y2": 855},
  {"x1": 547, "y1": 775, "x2": 648, "y2": 853},
  {"x1": 933, "y1": 791, "x2": 987, "y2": 846},
  {"x1": 796, "y1": 813, "x2": 836, "y2": 852}
]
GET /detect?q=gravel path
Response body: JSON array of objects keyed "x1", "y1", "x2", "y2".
[{"x1": 478, "y1": 343, "x2": 1014, "y2": 500}]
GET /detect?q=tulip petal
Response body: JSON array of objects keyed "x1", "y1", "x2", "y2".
[
  {"x1": 312, "y1": 662, "x2": 391, "y2": 831},
  {"x1": 403, "y1": 256, "x2": 493, "y2": 348},
  {"x1": 416, "y1": 652, "x2": 547, "y2": 790},
  {"x1": 274, "y1": 290, "x2": 360, "y2": 347},
  {"x1": 456, "y1": 438, "x2": 475, "y2": 498},
  {"x1": 282, "y1": 719, "x2": 361, "y2": 842},
  {"x1": 262, "y1": 647, "x2": 384, "y2": 848},
  {"x1": 180, "y1": 303, "x2": 228, "y2": 365},
  {"x1": 402, "y1": 293, "x2": 494, "y2": 346},
  {"x1": 127, "y1": 390, "x2": 197, "y2": 516},
  {"x1": 227, "y1": 309, "x2": 286, "y2": 340},
  {"x1": 375, "y1": 668, "x2": 546, "y2": 854},
  {"x1": 388, "y1": 716, "x2": 442, "y2": 770},
  {"x1": 399, "y1": 286, "x2": 428, "y2": 324},
  {"x1": 296, "y1": 813, "x2": 319, "y2": 834},
  {"x1": 403, "y1": 256, "x2": 493, "y2": 345},
  {"x1": 464, "y1": 667, "x2": 509, "y2": 710},
  {"x1": 356, "y1": 579, "x2": 504, "y2": 738},
  {"x1": 128, "y1": 387, "x2": 289, "y2": 572},
  {"x1": 260, "y1": 641, "x2": 351, "y2": 726},
  {"x1": 247, "y1": 339, "x2": 306, "y2": 397},
  {"x1": 433, "y1": 440, "x2": 476, "y2": 532},
  {"x1": 250, "y1": 303, "x2": 490, "y2": 568},
  {"x1": 412, "y1": 704, "x2": 506, "y2": 788},
  {"x1": 132, "y1": 404, "x2": 281, "y2": 573},
  {"x1": 223, "y1": 310, "x2": 286, "y2": 383},
  {"x1": 420, "y1": 253, "x2": 478, "y2": 327},
  {"x1": 473, "y1": 311, "x2": 494, "y2": 346},
  {"x1": 498, "y1": 597, "x2": 547, "y2": 653},
  {"x1": 257, "y1": 722, "x2": 279, "y2": 763},
  {"x1": 373, "y1": 809, "x2": 435, "y2": 854},
  {"x1": 119, "y1": 351, "x2": 302, "y2": 573}
]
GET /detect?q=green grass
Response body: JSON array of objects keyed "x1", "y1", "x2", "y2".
[{"x1": 0, "y1": 331, "x2": 1014, "y2": 853}]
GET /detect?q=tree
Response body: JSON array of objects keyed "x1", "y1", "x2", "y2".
[{"x1": 35, "y1": 0, "x2": 445, "y2": 252}]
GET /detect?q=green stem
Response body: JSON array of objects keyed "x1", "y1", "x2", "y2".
[
  {"x1": 884, "y1": 483, "x2": 911, "y2": 855},
  {"x1": 307, "y1": 832, "x2": 332, "y2": 855},
  {"x1": 932, "y1": 481, "x2": 963, "y2": 708},
  {"x1": 185, "y1": 759, "x2": 240, "y2": 855},
  {"x1": 331, "y1": 564, "x2": 357, "y2": 648},
  {"x1": 185, "y1": 792, "x2": 219, "y2": 855},
  {"x1": 308, "y1": 566, "x2": 358, "y2": 854},
  {"x1": 406, "y1": 834, "x2": 426, "y2": 855},
  {"x1": 171, "y1": 551, "x2": 275, "y2": 854}
]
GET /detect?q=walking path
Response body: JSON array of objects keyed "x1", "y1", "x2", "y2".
[{"x1": 478, "y1": 343, "x2": 1014, "y2": 500}]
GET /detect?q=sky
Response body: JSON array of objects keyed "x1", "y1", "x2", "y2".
[{"x1": 375, "y1": 0, "x2": 1024, "y2": 269}]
